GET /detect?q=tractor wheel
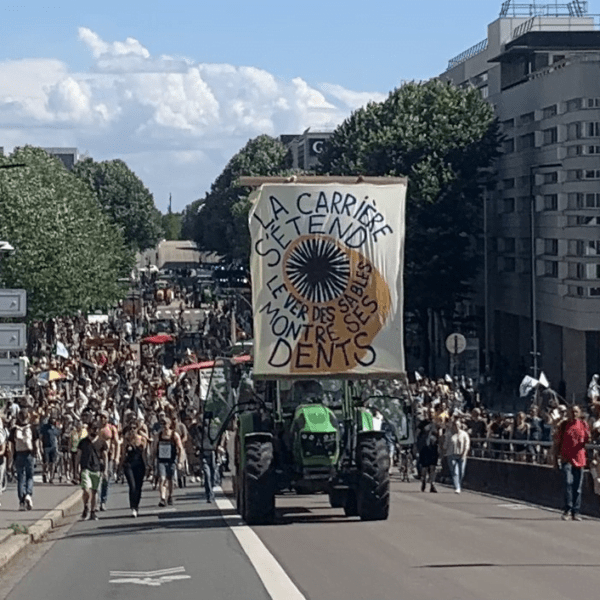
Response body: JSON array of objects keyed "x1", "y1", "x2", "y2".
[
  {"x1": 328, "y1": 488, "x2": 345, "y2": 509},
  {"x1": 357, "y1": 436, "x2": 390, "y2": 521},
  {"x1": 243, "y1": 438, "x2": 276, "y2": 525},
  {"x1": 343, "y1": 489, "x2": 358, "y2": 517}
]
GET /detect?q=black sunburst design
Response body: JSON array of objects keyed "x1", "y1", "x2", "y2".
[{"x1": 285, "y1": 237, "x2": 350, "y2": 303}]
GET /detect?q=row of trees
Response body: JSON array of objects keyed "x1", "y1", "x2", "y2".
[
  {"x1": 184, "y1": 79, "x2": 501, "y2": 367},
  {"x1": 0, "y1": 147, "x2": 165, "y2": 320}
]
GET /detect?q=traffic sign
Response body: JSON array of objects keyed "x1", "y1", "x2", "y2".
[
  {"x1": 0, "y1": 323, "x2": 27, "y2": 351},
  {"x1": 0, "y1": 289, "x2": 27, "y2": 317},
  {"x1": 446, "y1": 333, "x2": 467, "y2": 355},
  {"x1": 0, "y1": 359, "x2": 26, "y2": 385}
]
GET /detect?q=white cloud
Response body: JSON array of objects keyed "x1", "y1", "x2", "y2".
[{"x1": 0, "y1": 29, "x2": 386, "y2": 211}]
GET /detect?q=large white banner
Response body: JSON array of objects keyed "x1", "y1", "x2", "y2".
[{"x1": 249, "y1": 182, "x2": 407, "y2": 378}]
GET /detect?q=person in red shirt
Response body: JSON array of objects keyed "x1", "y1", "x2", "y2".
[{"x1": 553, "y1": 405, "x2": 590, "y2": 521}]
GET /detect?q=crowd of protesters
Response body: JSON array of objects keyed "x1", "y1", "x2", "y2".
[{"x1": 0, "y1": 270, "x2": 246, "y2": 518}]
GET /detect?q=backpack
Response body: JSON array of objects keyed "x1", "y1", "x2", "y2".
[{"x1": 14, "y1": 425, "x2": 33, "y2": 453}]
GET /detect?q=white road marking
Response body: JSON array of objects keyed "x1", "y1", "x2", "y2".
[
  {"x1": 109, "y1": 566, "x2": 191, "y2": 586},
  {"x1": 214, "y1": 487, "x2": 307, "y2": 600},
  {"x1": 497, "y1": 503, "x2": 534, "y2": 510}
]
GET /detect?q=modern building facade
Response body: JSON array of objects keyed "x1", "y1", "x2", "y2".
[
  {"x1": 280, "y1": 129, "x2": 333, "y2": 170},
  {"x1": 440, "y1": 1, "x2": 600, "y2": 399}
]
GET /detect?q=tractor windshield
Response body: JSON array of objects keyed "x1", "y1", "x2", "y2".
[{"x1": 279, "y1": 379, "x2": 344, "y2": 412}]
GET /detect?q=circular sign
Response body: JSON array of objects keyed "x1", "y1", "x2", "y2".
[{"x1": 446, "y1": 333, "x2": 467, "y2": 355}]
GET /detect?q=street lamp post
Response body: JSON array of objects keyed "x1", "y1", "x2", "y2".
[{"x1": 529, "y1": 162, "x2": 562, "y2": 379}]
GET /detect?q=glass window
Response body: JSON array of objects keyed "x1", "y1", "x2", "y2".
[
  {"x1": 519, "y1": 112, "x2": 535, "y2": 125},
  {"x1": 543, "y1": 127, "x2": 557, "y2": 145},
  {"x1": 543, "y1": 194, "x2": 558, "y2": 210},
  {"x1": 501, "y1": 118, "x2": 515, "y2": 130},
  {"x1": 502, "y1": 198, "x2": 515, "y2": 213},
  {"x1": 567, "y1": 98, "x2": 583, "y2": 112},
  {"x1": 504, "y1": 237, "x2": 516, "y2": 253},
  {"x1": 503, "y1": 178, "x2": 515, "y2": 189},
  {"x1": 518, "y1": 133, "x2": 535, "y2": 150},
  {"x1": 543, "y1": 172, "x2": 558, "y2": 184},
  {"x1": 544, "y1": 261, "x2": 559, "y2": 278},
  {"x1": 503, "y1": 138, "x2": 515, "y2": 153},
  {"x1": 543, "y1": 104, "x2": 558, "y2": 118},
  {"x1": 544, "y1": 239, "x2": 558, "y2": 255},
  {"x1": 567, "y1": 122, "x2": 581, "y2": 140}
]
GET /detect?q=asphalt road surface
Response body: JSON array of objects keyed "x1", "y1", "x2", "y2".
[{"x1": 2, "y1": 473, "x2": 598, "y2": 600}]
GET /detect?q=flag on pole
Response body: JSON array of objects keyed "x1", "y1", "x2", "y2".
[
  {"x1": 538, "y1": 371, "x2": 550, "y2": 389},
  {"x1": 414, "y1": 371, "x2": 422, "y2": 381},
  {"x1": 519, "y1": 375, "x2": 539, "y2": 397},
  {"x1": 231, "y1": 308, "x2": 237, "y2": 345}
]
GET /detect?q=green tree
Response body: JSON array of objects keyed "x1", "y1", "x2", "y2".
[
  {"x1": 317, "y1": 80, "x2": 500, "y2": 370},
  {"x1": 192, "y1": 135, "x2": 292, "y2": 260},
  {"x1": 73, "y1": 157, "x2": 163, "y2": 251},
  {"x1": 0, "y1": 147, "x2": 133, "y2": 321}
]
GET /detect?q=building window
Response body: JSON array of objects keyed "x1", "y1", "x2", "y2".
[
  {"x1": 568, "y1": 192, "x2": 583, "y2": 208},
  {"x1": 543, "y1": 194, "x2": 558, "y2": 210},
  {"x1": 500, "y1": 257, "x2": 516, "y2": 272},
  {"x1": 501, "y1": 118, "x2": 515, "y2": 131},
  {"x1": 519, "y1": 112, "x2": 535, "y2": 125},
  {"x1": 567, "y1": 122, "x2": 581, "y2": 140},
  {"x1": 543, "y1": 127, "x2": 557, "y2": 145},
  {"x1": 585, "y1": 193, "x2": 600, "y2": 208},
  {"x1": 544, "y1": 261, "x2": 559, "y2": 278},
  {"x1": 502, "y1": 198, "x2": 515, "y2": 213},
  {"x1": 501, "y1": 237, "x2": 516, "y2": 253},
  {"x1": 587, "y1": 98, "x2": 600, "y2": 108},
  {"x1": 584, "y1": 122, "x2": 600, "y2": 137},
  {"x1": 586, "y1": 241, "x2": 600, "y2": 256},
  {"x1": 567, "y1": 145, "x2": 582, "y2": 157},
  {"x1": 480, "y1": 86, "x2": 489, "y2": 99},
  {"x1": 542, "y1": 104, "x2": 558, "y2": 118},
  {"x1": 517, "y1": 175, "x2": 529, "y2": 188},
  {"x1": 543, "y1": 172, "x2": 558, "y2": 184},
  {"x1": 503, "y1": 178, "x2": 515, "y2": 190},
  {"x1": 566, "y1": 98, "x2": 583, "y2": 112},
  {"x1": 503, "y1": 138, "x2": 515, "y2": 153},
  {"x1": 518, "y1": 133, "x2": 535, "y2": 150},
  {"x1": 544, "y1": 239, "x2": 559, "y2": 255}
]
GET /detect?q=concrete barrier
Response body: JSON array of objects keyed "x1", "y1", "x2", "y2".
[{"x1": 442, "y1": 457, "x2": 600, "y2": 518}]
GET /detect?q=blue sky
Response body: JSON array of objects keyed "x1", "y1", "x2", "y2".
[{"x1": 0, "y1": 1, "x2": 550, "y2": 211}]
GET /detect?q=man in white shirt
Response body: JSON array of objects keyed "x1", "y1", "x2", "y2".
[{"x1": 444, "y1": 418, "x2": 471, "y2": 494}]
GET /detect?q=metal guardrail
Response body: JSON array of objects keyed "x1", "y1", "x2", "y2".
[
  {"x1": 446, "y1": 39, "x2": 489, "y2": 71},
  {"x1": 469, "y1": 437, "x2": 600, "y2": 464}
]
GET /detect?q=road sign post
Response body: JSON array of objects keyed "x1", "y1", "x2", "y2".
[
  {"x1": 445, "y1": 333, "x2": 467, "y2": 378},
  {"x1": 0, "y1": 289, "x2": 27, "y2": 386}
]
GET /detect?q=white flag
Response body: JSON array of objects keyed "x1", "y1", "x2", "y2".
[
  {"x1": 414, "y1": 371, "x2": 422, "y2": 381},
  {"x1": 538, "y1": 371, "x2": 550, "y2": 389},
  {"x1": 519, "y1": 375, "x2": 539, "y2": 397},
  {"x1": 55, "y1": 341, "x2": 69, "y2": 358},
  {"x1": 445, "y1": 374, "x2": 453, "y2": 383}
]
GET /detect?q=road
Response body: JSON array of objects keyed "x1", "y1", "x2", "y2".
[{"x1": 2, "y1": 473, "x2": 598, "y2": 600}]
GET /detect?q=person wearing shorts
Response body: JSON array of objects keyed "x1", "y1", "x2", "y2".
[
  {"x1": 76, "y1": 422, "x2": 108, "y2": 521},
  {"x1": 152, "y1": 416, "x2": 183, "y2": 507}
]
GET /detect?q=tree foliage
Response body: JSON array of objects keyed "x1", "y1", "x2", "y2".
[
  {"x1": 73, "y1": 157, "x2": 163, "y2": 252},
  {"x1": 317, "y1": 79, "x2": 500, "y2": 317},
  {"x1": 0, "y1": 147, "x2": 133, "y2": 321},
  {"x1": 162, "y1": 211, "x2": 182, "y2": 241},
  {"x1": 191, "y1": 135, "x2": 292, "y2": 260}
]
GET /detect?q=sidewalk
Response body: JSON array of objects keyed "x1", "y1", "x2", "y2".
[{"x1": 0, "y1": 480, "x2": 81, "y2": 570}]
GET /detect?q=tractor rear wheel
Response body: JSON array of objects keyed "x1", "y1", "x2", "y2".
[
  {"x1": 357, "y1": 436, "x2": 390, "y2": 521},
  {"x1": 243, "y1": 438, "x2": 276, "y2": 525}
]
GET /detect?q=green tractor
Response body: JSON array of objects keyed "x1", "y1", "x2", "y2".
[{"x1": 227, "y1": 377, "x2": 391, "y2": 524}]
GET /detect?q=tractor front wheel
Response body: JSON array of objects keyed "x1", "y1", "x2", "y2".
[
  {"x1": 243, "y1": 438, "x2": 276, "y2": 525},
  {"x1": 357, "y1": 436, "x2": 390, "y2": 521}
]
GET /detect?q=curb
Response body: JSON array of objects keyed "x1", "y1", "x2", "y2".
[{"x1": 0, "y1": 490, "x2": 81, "y2": 571}]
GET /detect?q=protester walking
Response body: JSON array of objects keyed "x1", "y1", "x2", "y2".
[
  {"x1": 153, "y1": 416, "x2": 184, "y2": 507},
  {"x1": 444, "y1": 418, "x2": 470, "y2": 494},
  {"x1": 76, "y1": 421, "x2": 109, "y2": 521},
  {"x1": 9, "y1": 410, "x2": 38, "y2": 510},
  {"x1": 553, "y1": 405, "x2": 590, "y2": 521},
  {"x1": 419, "y1": 420, "x2": 439, "y2": 493},
  {"x1": 121, "y1": 415, "x2": 149, "y2": 518}
]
